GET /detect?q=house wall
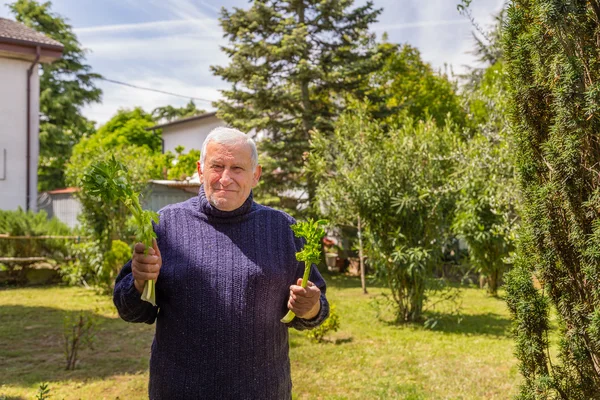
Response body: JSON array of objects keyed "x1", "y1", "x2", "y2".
[
  {"x1": 0, "y1": 57, "x2": 39, "y2": 211},
  {"x1": 162, "y1": 115, "x2": 225, "y2": 154}
]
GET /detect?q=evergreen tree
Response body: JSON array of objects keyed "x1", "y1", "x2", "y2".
[
  {"x1": 504, "y1": 0, "x2": 600, "y2": 397},
  {"x1": 211, "y1": 0, "x2": 384, "y2": 214},
  {"x1": 9, "y1": 0, "x2": 102, "y2": 192}
]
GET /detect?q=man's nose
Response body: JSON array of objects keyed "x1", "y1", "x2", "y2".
[{"x1": 219, "y1": 168, "x2": 233, "y2": 185}]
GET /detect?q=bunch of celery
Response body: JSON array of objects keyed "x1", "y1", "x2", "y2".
[
  {"x1": 281, "y1": 219, "x2": 327, "y2": 323},
  {"x1": 82, "y1": 156, "x2": 159, "y2": 306}
]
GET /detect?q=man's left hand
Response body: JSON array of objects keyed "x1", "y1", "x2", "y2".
[{"x1": 288, "y1": 279, "x2": 321, "y2": 319}]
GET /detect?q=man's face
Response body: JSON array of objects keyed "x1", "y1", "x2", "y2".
[{"x1": 198, "y1": 141, "x2": 261, "y2": 211}]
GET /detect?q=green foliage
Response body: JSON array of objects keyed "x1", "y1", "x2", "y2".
[
  {"x1": 281, "y1": 218, "x2": 326, "y2": 323},
  {"x1": 35, "y1": 382, "x2": 50, "y2": 400},
  {"x1": 9, "y1": 0, "x2": 102, "y2": 191},
  {"x1": 152, "y1": 100, "x2": 205, "y2": 123},
  {"x1": 453, "y1": 62, "x2": 518, "y2": 296},
  {"x1": 162, "y1": 146, "x2": 201, "y2": 180},
  {"x1": 0, "y1": 208, "x2": 71, "y2": 259},
  {"x1": 66, "y1": 108, "x2": 162, "y2": 251},
  {"x1": 504, "y1": 0, "x2": 600, "y2": 396},
  {"x1": 86, "y1": 108, "x2": 160, "y2": 152},
  {"x1": 366, "y1": 44, "x2": 467, "y2": 127},
  {"x1": 82, "y1": 157, "x2": 158, "y2": 303},
  {"x1": 310, "y1": 102, "x2": 459, "y2": 322},
  {"x1": 211, "y1": 0, "x2": 385, "y2": 214},
  {"x1": 306, "y1": 303, "x2": 340, "y2": 343},
  {"x1": 290, "y1": 218, "x2": 327, "y2": 266}
]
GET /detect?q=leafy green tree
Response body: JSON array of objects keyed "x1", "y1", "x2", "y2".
[
  {"x1": 504, "y1": 0, "x2": 600, "y2": 396},
  {"x1": 452, "y1": 66, "x2": 517, "y2": 295},
  {"x1": 310, "y1": 102, "x2": 458, "y2": 322},
  {"x1": 9, "y1": 0, "x2": 102, "y2": 191},
  {"x1": 366, "y1": 43, "x2": 466, "y2": 127},
  {"x1": 447, "y1": 4, "x2": 519, "y2": 296},
  {"x1": 163, "y1": 145, "x2": 201, "y2": 181},
  {"x1": 152, "y1": 100, "x2": 205, "y2": 123},
  {"x1": 211, "y1": 0, "x2": 385, "y2": 214}
]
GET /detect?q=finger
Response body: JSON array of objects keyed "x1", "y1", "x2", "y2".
[
  {"x1": 289, "y1": 286, "x2": 307, "y2": 295},
  {"x1": 296, "y1": 278, "x2": 303, "y2": 286},
  {"x1": 134, "y1": 253, "x2": 160, "y2": 264},
  {"x1": 135, "y1": 262, "x2": 161, "y2": 273},
  {"x1": 134, "y1": 242, "x2": 147, "y2": 254},
  {"x1": 133, "y1": 271, "x2": 159, "y2": 281}
]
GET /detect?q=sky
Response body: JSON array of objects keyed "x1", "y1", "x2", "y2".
[{"x1": 1, "y1": 0, "x2": 506, "y2": 126}]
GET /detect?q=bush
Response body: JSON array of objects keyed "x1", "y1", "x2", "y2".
[
  {"x1": 0, "y1": 208, "x2": 72, "y2": 260},
  {"x1": 61, "y1": 239, "x2": 131, "y2": 292},
  {"x1": 306, "y1": 304, "x2": 340, "y2": 343}
]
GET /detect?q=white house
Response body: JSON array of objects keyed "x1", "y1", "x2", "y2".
[
  {"x1": 0, "y1": 18, "x2": 63, "y2": 212},
  {"x1": 149, "y1": 111, "x2": 226, "y2": 154}
]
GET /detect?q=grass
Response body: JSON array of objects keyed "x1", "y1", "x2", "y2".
[{"x1": 0, "y1": 274, "x2": 520, "y2": 399}]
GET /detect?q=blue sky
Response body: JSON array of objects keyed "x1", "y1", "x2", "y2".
[{"x1": 1, "y1": 0, "x2": 505, "y2": 125}]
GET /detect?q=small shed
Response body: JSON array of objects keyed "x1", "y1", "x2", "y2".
[
  {"x1": 144, "y1": 179, "x2": 200, "y2": 212},
  {"x1": 37, "y1": 187, "x2": 81, "y2": 228}
]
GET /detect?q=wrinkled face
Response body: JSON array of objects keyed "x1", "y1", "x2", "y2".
[{"x1": 198, "y1": 141, "x2": 261, "y2": 211}]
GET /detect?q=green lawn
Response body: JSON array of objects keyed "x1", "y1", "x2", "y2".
[{"x1": 0, "y1": 275, "x2": 520, "y2": 399}]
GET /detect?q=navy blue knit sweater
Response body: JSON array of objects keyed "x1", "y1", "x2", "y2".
[{"x1": 113, "y1": 186, "x2": 329, "y2": 400}]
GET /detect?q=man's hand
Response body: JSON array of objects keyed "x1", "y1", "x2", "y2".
[
  {"x1": 132, "y1": 240, "x2": 162, "y2": 294},
  {"x1": 287, "y1": 278, "x2": 321, "y2": 319}
]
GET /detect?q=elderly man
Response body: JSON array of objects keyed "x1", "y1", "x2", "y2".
[{"x1": 113, "y1": 127, "x2": 329, "y2": 400}]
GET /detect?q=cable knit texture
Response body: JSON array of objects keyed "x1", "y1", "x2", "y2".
[{"x1": 113, "y1": 186, "x2": 329, "y2": 400}]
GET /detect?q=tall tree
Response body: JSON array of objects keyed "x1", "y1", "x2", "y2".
[
  {"x1": 9, "y1": 0, "x2": 102, "y2": 191},
  {"x1": 504, "y1": 0, "x2": 600, "y2": 397},
  {"x1": 211, "y1": 0, "x2": 384, "y2": 214}
]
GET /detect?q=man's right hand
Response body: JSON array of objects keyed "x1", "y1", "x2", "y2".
[{"x1": 132, "y1": 240, "x2": 162, "y2": 294}]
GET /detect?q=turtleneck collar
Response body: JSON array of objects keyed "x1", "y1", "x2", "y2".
[{"x1": 198, "y1": 185, "x2": 254, "y2": 220}]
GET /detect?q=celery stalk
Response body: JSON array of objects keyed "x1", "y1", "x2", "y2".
[
  {"x1": 82, "y1": 156, "x2": 159, "y2": 306},
  {"x1": 281, "y1": 219, "x2": 327, "y2": 323}
]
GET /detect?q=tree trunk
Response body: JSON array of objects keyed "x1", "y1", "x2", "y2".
[{"x1": 358, "y1": 216, "x2": 367, "y2": 294}]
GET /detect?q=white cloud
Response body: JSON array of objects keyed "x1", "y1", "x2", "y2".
[{"x1": 74, "y1": 18, "x2": 216, "y2": 35}]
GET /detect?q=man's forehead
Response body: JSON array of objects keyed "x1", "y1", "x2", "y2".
[{"x1": 205, "y1": 142, "x2": 252, "y2": 163}]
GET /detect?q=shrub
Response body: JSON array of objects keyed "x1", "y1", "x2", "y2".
[
  {"x1": 306, "y1": 304, "x2": 340, "y2": 343},
  {"x1": 0, "y1": 208, "x2": 71, "y2": 259}
]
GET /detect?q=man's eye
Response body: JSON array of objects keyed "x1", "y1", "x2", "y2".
[{"x1": 212, "y1": 165, "x2": 223, "y2": 170}]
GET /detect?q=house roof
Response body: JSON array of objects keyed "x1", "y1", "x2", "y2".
[
  {"x1": 0, "y1": 18, "x2": 63, "y2": 62},
  {"x1": 47, "y1": 187, "x2": 79, "y2": 195},
  {"x1": 147, "y1": 111, "x2": 218, "y2": 131}
]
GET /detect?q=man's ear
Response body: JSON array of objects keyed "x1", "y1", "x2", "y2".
[
  {"x1": 253, "y1": 165, "x2": 262, "y2": 187},
  {"x1": 197, "y1": 161, "x2": 203, "y2": 184}
]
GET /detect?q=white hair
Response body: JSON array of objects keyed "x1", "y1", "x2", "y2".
[{"x1": 200, "y1": 127, "x2": 258, "y2": 172}]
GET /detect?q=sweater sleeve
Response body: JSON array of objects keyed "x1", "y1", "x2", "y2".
[
  {"x1": 113, "y1": 259, "x2": 159, "y2": 324},
  {"x1": 287, "y1": 262, "x2": 330, "y2": 331}
]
